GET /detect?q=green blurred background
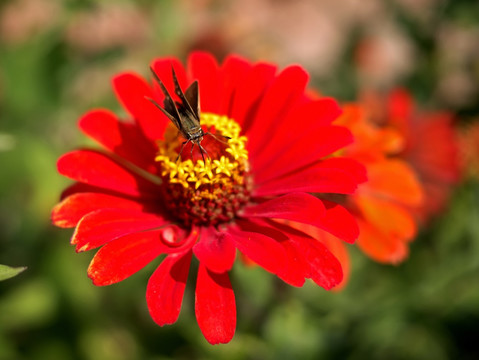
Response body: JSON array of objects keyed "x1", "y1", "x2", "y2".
[{"x1": 1, "y1": 0, "x2": 479, "y2": 359}]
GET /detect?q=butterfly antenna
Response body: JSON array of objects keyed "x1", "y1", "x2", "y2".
[{"x1": 204, "y1": 132, "x2": 231, "y2": 145}]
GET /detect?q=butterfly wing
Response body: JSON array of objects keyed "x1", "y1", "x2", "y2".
[
  {"x1": 184, "y1": 80, "x2": 200, "y2": 122},
  {"x1": 171, "y1": 67, "x2": 200, "y2": 122},
  {"x1": 149, "y1": 67, "x2": 183, "y2": 131}
]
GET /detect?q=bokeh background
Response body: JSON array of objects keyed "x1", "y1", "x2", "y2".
[{"x1": 1, "y1": 0, "x2": 479, "y2": 359}]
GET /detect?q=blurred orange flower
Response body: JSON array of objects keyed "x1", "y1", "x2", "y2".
[
  {"x1": 288, "y1": 101, "x2": 424, "y2": 287},
  {"x1": 289, "y1": 88, "x2": 462, "y2": 287},
  {"x1": 337, "y1": 104, "x2": 424, "y2": 265},
  {"x1": 458, "y1": 121, "x2": 479, "y2": 180},
  {"x1": 364, "y1": 89, "x2": 462, "y2": 221}
]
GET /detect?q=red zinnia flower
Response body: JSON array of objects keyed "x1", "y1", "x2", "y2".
[{"x1": 51, "y1": 52, "x2": 365, "y2": 344}]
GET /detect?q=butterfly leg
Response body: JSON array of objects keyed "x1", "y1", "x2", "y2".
[
  {"x1": 197, "y1": 142, "x2": 210, "y2": 164},
  {"x1": 176, "y1": 139, "x2": 190, "y2": 162}
]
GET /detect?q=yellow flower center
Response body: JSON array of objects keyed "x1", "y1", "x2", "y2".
[{"x1": 155, "y1": 113, "x2": 252, "y2": 226}]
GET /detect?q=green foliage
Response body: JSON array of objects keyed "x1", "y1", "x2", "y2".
[{"x1": 0, "y1": 265, "x2": 26, "y2": 281}]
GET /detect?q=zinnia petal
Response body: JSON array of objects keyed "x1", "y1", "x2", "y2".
[
  {"x1": 87, "y1": 229, "x2": 172, "y2": 286},
  {"x1": 253, "y1": 125, "x2": 354, "y2": 183},
  {"x1": 193, "y1": 227, "x2": 236, "y2": 273},
  {"x1": 316, "y1": 200, "x2": 359, "y2": 244},
  {"x1": 356, "y1": 218, "x2": 409, "y2": 264},
  {"x1": 354, "y1": 194, "x2": 417, "y2": 248},
  {"x1": 147, "y1": 251, "x2": 192, "y2": 326},
  {"x1": 57, "y1": 150, "x2": 159, "y2": 198},
  {"x1": 273, "y1": 222, "x2": 343, "y2": 290},
  {"x1": 235, "y1": 220, "x2": 307, "y2": 287},
  {"x1": 230, "y1": 62, "x2": 276, "y2": 128},
  {"x1": 112, "y1": 72, "x2": 165, "y2": 140},
  {"x1": 51, "y1": 192, "x2": 149, "y2": 228},
  {"x1": 254, "y1": 98, "x2": 342, "y2": 163},
  {"x1": 275, "y1": 238, "x2": 308, "y2": 287},
  {"x1": 240, "y1": 192, "x2": 325, "y2": 228},
  {"x1": 227, "y1": 225, "x2": 287, "y2": 276},
  {"x1": 72, "y1": 208, "x2": 168, "y2": 252},
  {"x1": 253, "y1": 159, "x2": 359, "y2": 197},
  {"x1": 59, "y1": 182, "x2": 108, "y2": 200},
  {"x1": 195, "y1": 264, "x2": 236, "y2": 345},
  {"x1": 218, "y1": 55, "x2": 252, "y2": 115},
  {"x1": 246, "y1": 65, "x2": 309, "y2": 154},
  {"x1": 283, "y1": 221, "x2": 351, "y2": 289},
  {"x1": 188, "y1": 51, "x2": 221, "y2": 113},
  {"x1": 150, "y1": 57, "x2": 188, "y2": 101},
  {"x1": 79, "y1": 109, "x2": 156, "y2": 170},
  {"x1": 364, "y1": 160, "x2": 423, "y2": 206}
]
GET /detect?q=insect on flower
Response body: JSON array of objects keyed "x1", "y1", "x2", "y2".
[
  {"x1": 52, "y1": 52, "x2": 367, "y2": 345},
  {"x1": 147, "y1": 67, "x2": 229, "y2": 162}
]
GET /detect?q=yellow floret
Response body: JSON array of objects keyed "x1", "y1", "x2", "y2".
[{"x1": 155, "y1": 113, "x2": 249, "y2": 192}]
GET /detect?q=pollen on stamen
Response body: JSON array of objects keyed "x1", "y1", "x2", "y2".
[{"x1": 155, "y1": 113, "x2": 252, "y2": 226}]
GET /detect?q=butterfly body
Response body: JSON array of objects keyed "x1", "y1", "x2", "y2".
[
  {"x1": 175, "y1": 105, "x2": 204, "y2": 144},
  {"x1": 148, "y1": 67, "x2": 209, "y2": 161},
  {"x1": 148, "y1": 67, "x2": 230, "y2": 163}
]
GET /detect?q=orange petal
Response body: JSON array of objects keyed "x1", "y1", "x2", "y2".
[
  {"x1": 355, "y1": 194, "x2": 417, "y2": 242},
  {"x1": 362, "y1": 160, "x2": 424, "y2": 206},
  {"x1": 356, "y1": 218, "x2": 409, "y2": 264}
]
